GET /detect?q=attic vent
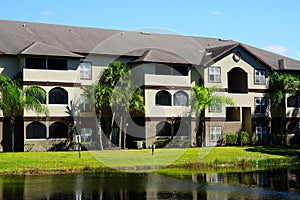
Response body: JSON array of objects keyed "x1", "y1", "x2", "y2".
[
  {"x1": 218, "y1": 39, "x2": 229, "y2": 42},
  {"x1": 278, "y1": 59, "x2": 285, "y2": 70},
  {"x1": 140, "y1": 32, "x2": 151, "y2": 35}
]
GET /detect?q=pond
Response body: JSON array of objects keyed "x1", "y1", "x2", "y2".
[{"x1": 0, "y1": 167, "x2": 300, "y2": 199}]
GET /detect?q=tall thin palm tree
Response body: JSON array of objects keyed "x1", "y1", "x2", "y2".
[
  {"x1": 191, "y1": 84, "x2": 235, "y2": 146},
  {"x1": 95, "y1": 61, "x2": 144, "y2": 149},
  {"x1": 0, "y1": 75, "x2": 49, "y2": 152},
  {"x1": 112, "y1": 76, "x2": 144, "y2": 149},
  {"x1": 83, "y1": 84, "x2": 112, "y2": 150}
]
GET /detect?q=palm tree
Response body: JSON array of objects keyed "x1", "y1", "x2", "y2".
[
  {"x1": 191, "y1": 85, "x2": 235, "y2": 116},
  {"x1": 95, "y1": 61, "x2": 144, "y2": 148},
  {"x1": 83, "y1": 84, "x2": 112, "y2": 150},
  {"x1": 269, "y1": 72, "x2": 300, "y2": 142},
  {"x1": 0, "y1": 75, "x2": 49, "y2": 152},
  {"x1": 191, "y1": 84, "x2": 235, "y2": 146},
  {"x1": 65, "y1": 100, "x2": 80, "y2": 149},
  {"x1": 98, "y1": 61, "x2": 129, "y2": 145},
  {"x1": 111, "y1": 75, "x2": 144, "y2": 149}
]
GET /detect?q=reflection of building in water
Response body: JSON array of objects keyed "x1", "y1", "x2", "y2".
[{"x1": 0, "y1": 170, "x2": 299, "y2": 199}]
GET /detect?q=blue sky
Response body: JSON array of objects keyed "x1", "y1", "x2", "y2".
[{"x1": 1, "y1": 0, "x2": 300, "y2": 60}]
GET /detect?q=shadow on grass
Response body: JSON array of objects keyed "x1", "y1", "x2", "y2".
[{"x1": 246, "y1": 145, "x2": 300, "y2": 157}]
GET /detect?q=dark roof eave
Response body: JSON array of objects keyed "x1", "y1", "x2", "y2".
[
  {"x1": 240, "y1": 44, "x2": 275, "y2": 70},
  {"x1": 130, "y1": 60, "x2": 193, "y2": 65},
  {"x1": 202, "y1": 43, "x2": 275, "y2": 70},
  {"x1": 202, "y1": 43, "x2": 240, "y2": 66},
  {"x1": 18, "y1": 53, "x2": 84, "y2": 59}
]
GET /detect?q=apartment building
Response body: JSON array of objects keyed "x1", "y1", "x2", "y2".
[{"x1": 0, "y1": 20, "x2": 299, "y2": 151}]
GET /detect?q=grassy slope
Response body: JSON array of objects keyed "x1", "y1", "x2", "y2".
[{"x1": 0, "y1": 146, "x2": 299, "y2": 174}]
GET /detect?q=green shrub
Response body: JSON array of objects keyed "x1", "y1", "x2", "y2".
[
  {"x1": 271, "y1": 133, "x2": 286, "y2": 145},
  {"x1": 154, "y1": 139, "x2": 171, "y2": 148},
  {"x1": 223, "y1": 133, "x2": 238, "y2": 146},
  {"x1": 240, "y1": 131, "x2": 250, "y2": 146},
  {"x1": 24, "y1": 143, "x2": 35, "y2": 152}
]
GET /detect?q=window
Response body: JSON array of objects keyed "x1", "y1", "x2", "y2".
[
  {"x1": 26, "y1": 121, "x2": 46, "y2": 139},
  {"x1": 209, "y1": 67, "x2": 221, "y2": 83},
  {"x1": 25, "y1": 86, "x2": 47, "y2": 104},
  {"x1": 25, "y1": 57, "x2": 67, "y2": 70},
  {"x1": 156, "y1": 90, "x2": 171, "y2": 106},
  {"x1": 173, "y1": 65, "x2": 189, "y2": 76},
  {"x1": 49, "y1": 87, "x2": 68, "y2": 104},
  {"x1": 255, "y1": 98, "x2": 267, "y2": 113},
  {"x1": 173, "y1": 91, "x2": 189, "y2": 106},
  {"x1": 80, "y1": 95, "x2": 92, "y2": 112},
  {"x1": 80, "y1": 128, "x2": 93, "y2": 142},
  {"x1": 210, "y1": 126, "x2": 222, "y2": 141},
  {"x1": 255, "y1": 69, "x2": 266, "y2": 84},
  {"x1": 287, "y1": 95, "x2": 300, "y2": 108},
  {"x1": 155, "y1": 64, "x2": 189, "y2": 76},
  {"x1": 48, "y1": 58, "x2": 67, "y2": 70},
  {"x1": 80, "y1": 62, "x2": 92, "y2": 79},
  {"x1": 25, "y1": 57, "x2": 46, "y2": 69},
  {"x1": 209, "y1": 100, "x2": 222, "y2": 112},
  {"x1": 49, "y1": 122, "x2": 68, "y2": 138},
  {"x1": 256, "y1": 126, "x2": 267, "y2": 142},
  {"x1": 156, "y1": 121, "x2": 172, "y2": 137}
]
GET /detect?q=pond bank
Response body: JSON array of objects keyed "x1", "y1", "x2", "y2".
[{"x1": 0, "y1": 146, "x2": 299, "y2": 175}]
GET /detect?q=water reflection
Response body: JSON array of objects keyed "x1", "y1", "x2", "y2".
[{"x1": 0, "y1": 168, "x2": 299, "y2": 199}]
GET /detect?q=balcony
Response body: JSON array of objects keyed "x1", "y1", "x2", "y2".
[
  {"x1": 145, "y1": 74, "x2": 190, "y2": 87},
  {"x1": 23, "y1": 68, "x2": 79, "y2": 83}
]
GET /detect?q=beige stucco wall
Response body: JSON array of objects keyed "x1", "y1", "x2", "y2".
[
  {"x1": 24, "y1": 86, "x2": 81, "y2": 117},
  {"x1": 204, "y1": 47, "x2": 269, "y2": 89},
  {"x1": 24, "y1": 120, "x2": 68, "y2": 152},
  {"x1": 204, "y1": 47, "x2": 271, "y2": 119},
  {"x1": 146, "y1": 89, "x2": 191, "y2": 118}
]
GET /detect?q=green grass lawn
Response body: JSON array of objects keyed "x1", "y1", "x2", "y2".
[{"x1": 0, "y1": 146, "x2": 299, "y2": 175}]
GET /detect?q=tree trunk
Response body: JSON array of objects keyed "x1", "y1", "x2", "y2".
[
  {"x1": 281, "y1": 98, "x2": 288, "y2": 145},
  {"x1": 123, "y1": 121, "x2": 127, "y2": 150},
  {"x1": 109, "y1": 112, "x2": 116, "y2": 148},
  {"x1": 118, "y1": 115, "x2": 123, "y2": 147},
  {"x1": 11, "y1": 117, "x2": 15, "y2": 152},
  {"x1": 95, "y1": 116, "x2": 103, "y2": 150}
]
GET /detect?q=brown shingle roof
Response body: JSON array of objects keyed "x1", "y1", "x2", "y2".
[
  {"x1": 19, "y1": 41, "x2": 84, "y2": 58},
  {"x1": 0, "y1": 19, "x2": 299, "y2": 69}
]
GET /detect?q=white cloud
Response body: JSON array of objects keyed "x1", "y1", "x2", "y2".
[
  {"x1": 42, "y1": 11, "x2": 53, "y2": 16},
  {"x1": 297, "y1": 52, "x2": 300, "y2": 58},
  {"x1": 210, "y1": 11, "x2": 223, "y2": 16},
  {"x1": 265, "y1": 45, "x2": 288, "y2": 54}
]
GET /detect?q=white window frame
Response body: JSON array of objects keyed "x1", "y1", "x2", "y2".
[
  {"x1": 80, "y1": 128, "x2": 93, "y2": 142},
  {"x1": 209, "y1": 67, "x2": 221, "y2": 83},
  {"x1": 256, "y1": 126, "x2": 267, "y2": 141},
  {"x1": 255, "y1": 69, "x2": 266, "y2": 84},
  {"x1": 80, "y1": 95, "x2": 92, "y2": 112},
  {"x1": 255, "y1": 97, "x2": 267, "y2": 113},
  {"x1": 210, "y1": 126, "x2": 222, "y2": 141},
  {"x1": 209, "y1": 100, "x2": 222, "y2": 113},
  {"x1": 80, "y1": 62, "x2": 92, "y2": 79}
]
